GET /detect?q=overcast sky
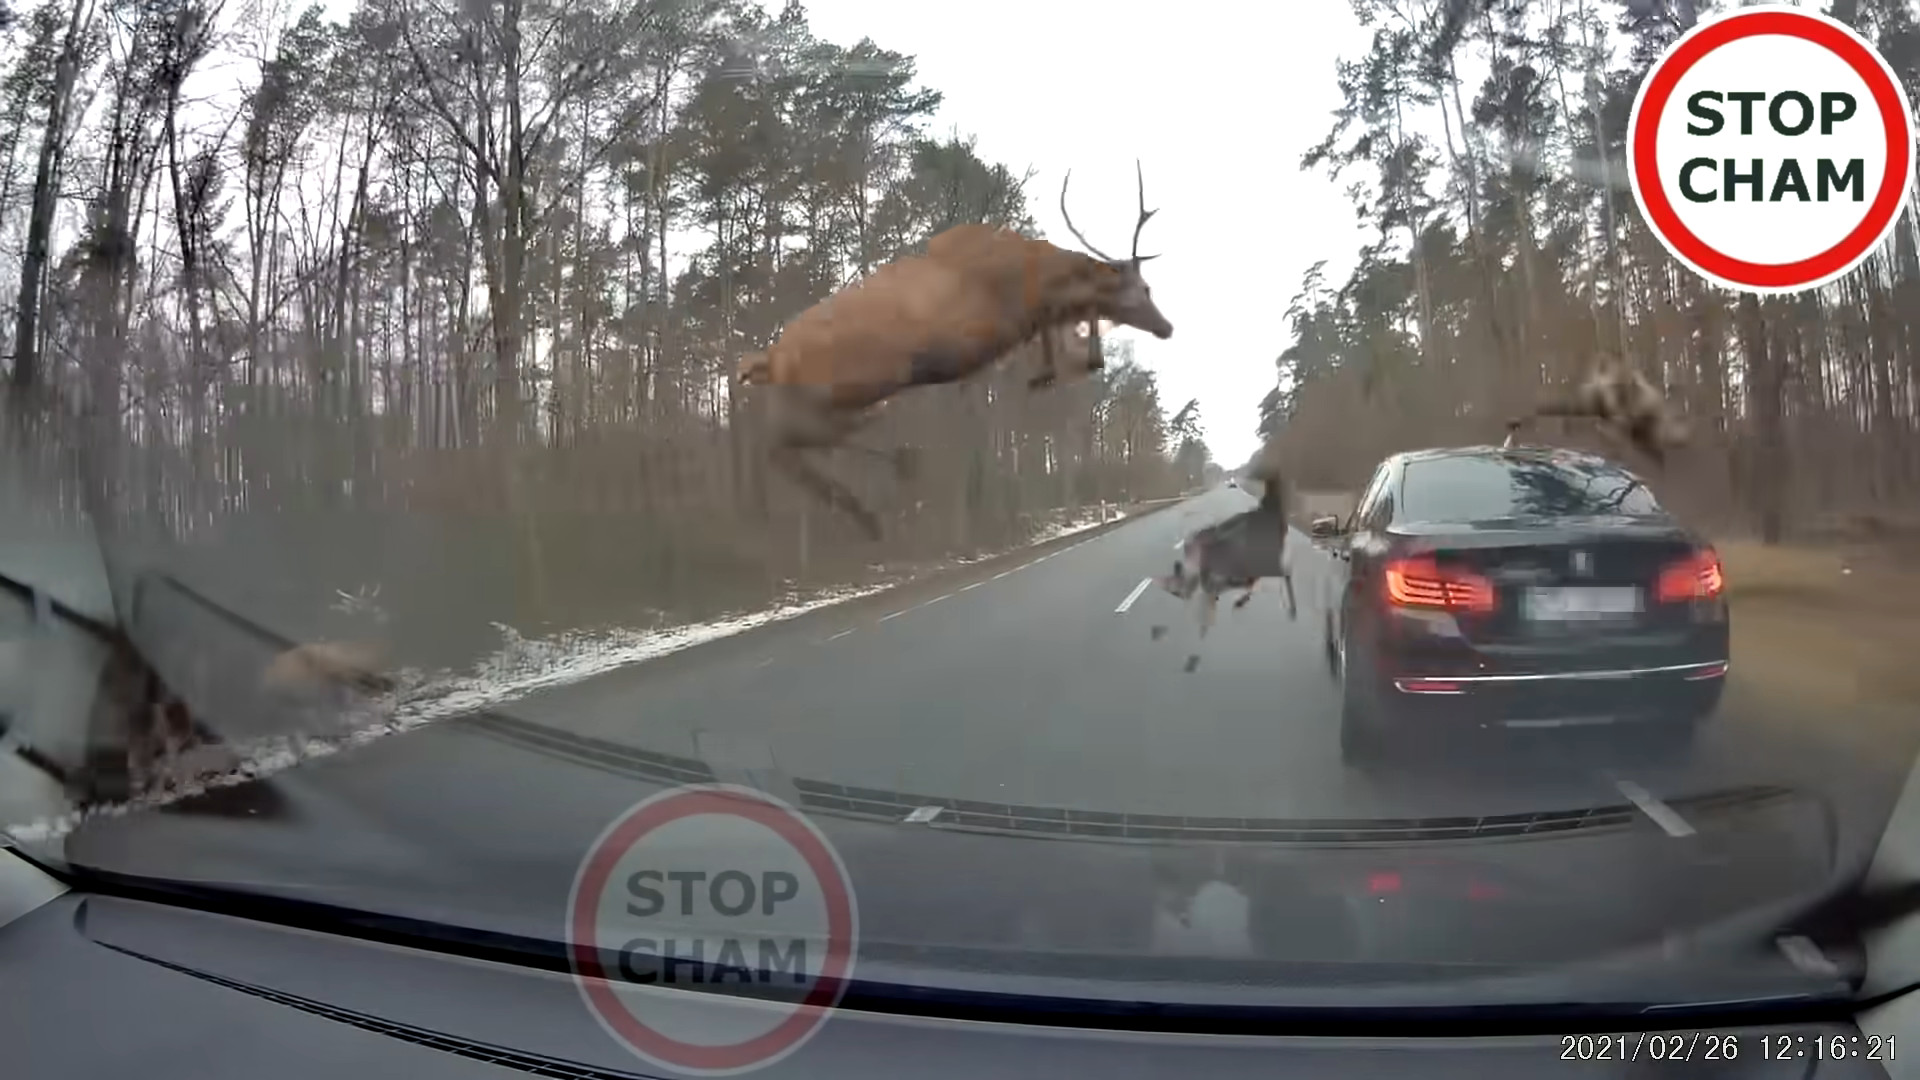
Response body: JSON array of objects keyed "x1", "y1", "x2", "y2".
[
  {"x1": 226, "y1": 0, "x2": 1378, "y2": 466},
  {"x1": 788, "y1": 0, "x2": 1377, "y2": 466}
]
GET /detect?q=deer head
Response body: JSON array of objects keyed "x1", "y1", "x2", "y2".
[
  {"x1": 1059, "y1": 161, "x2": 1173, "y2": 343},
  {"x1": 330, "y1": 583, "x2": 389, "y2": 625}
]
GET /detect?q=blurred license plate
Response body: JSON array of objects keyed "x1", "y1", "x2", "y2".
[{"x1": 1524, "y1": 586, "x2": 1642, "y2": 620}]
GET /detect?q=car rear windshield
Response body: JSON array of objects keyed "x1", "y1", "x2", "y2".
[{"x1": 1398, "y1": 454, "x2": 1663, "y2": 523}]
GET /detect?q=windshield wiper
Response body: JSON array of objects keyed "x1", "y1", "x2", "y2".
[
  {"x1": 0, "y1": 567, "x2": 119, "y2": 643},
  {"x1": 0, "y1": 568, "x2": 125, "y2": 795}
]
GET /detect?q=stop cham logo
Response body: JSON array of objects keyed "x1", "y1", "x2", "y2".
[
  {"x1": 1627, "y1": 5, "x2": 1916, "y2": 293},
  {"x1": 568, "y1": 784, "x2": 859, "y2": 1076}
]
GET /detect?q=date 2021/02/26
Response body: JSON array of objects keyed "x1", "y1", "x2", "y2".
[{"x1": 1559, "y1": 1034, "x2": 1896, "y2": 1061}]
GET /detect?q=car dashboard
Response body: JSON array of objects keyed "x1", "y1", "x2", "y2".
[{"x1": 4, "y1": 848, "x2": 1917, "y2": 1080}]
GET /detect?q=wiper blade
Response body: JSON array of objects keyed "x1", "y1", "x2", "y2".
[
  {"x1": 0, "y1": 715, "x2": 75, "y2": 791},
  {"x1": 0, "y1": 568, "x2": 127, "y2": 801},
  {"x1": 0, "y1": 568, "x2": 120, "y2": 643}
]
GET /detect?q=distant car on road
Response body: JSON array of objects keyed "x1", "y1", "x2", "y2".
[
  {"x1": 1312, "y1": 444, "x2": 1728, "y2": 764},
  {"x1": 1225, "y1": 476, "x2": 1238, "y2": 489}
]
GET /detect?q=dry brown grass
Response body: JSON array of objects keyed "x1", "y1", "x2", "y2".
[{"x1": 1718, "y1": 538, "x2": 1920, "y2": 735}]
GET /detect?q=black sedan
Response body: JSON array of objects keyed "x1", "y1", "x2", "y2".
[{"x1": 1313, "y1": 444, "x2": 1729, "y2": 764}]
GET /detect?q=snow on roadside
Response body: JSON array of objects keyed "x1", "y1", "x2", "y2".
[
  {"x1": 1, "y1": 498, "x2": 1166, "y2": 847},
  {"x1": 948, "y1": 504, "x2": 1119, "y2": 566},
  {"x1": 391, "y1": 580, "x2": 896, "y2": 721},
  {"x1": 0, "y1": 584, "x2": 893, "y2": 846},
  {"x1": 1030, "y1": 503, "x2": 1121, "y2": 544}
]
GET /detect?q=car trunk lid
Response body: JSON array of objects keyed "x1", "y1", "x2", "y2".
[{"x1": 1385, "y1": 516, "x2": 1712, "y2": 656}]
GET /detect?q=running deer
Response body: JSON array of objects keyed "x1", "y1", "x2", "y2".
[
  {"x1": 736, "y1": 163, "x2": 1174, "y2": 539},
  {"x1": 1152, "y1": 457, "x2": 1298, "y2": 673},
  {"x1": 1506, "y1": 353, "x2": 1691, "y2": 466},
  {"x1": 260, "y1": 585, "x2": 396, "y2": 713}
]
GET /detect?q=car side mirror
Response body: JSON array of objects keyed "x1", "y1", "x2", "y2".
[{"x1": 1309, "y1": 515, "x2": 1341, "y2": 539}]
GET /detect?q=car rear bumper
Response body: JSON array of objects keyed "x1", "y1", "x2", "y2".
[{"x1": 1373, "y1": 658, "x2": 1729, "y2": 729}]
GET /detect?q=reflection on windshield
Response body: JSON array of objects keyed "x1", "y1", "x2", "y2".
[
  {"x1": 0, "y1": 0, "x2": 1913, "y2": 1027},
  {"x1": 1400, "y1": 456, "x2": 1662, "y2": 522}
]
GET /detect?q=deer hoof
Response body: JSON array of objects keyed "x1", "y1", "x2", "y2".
[
  {"x1": 1028, "y1": 373, "x2": 1056, "y2": 390},
  {"x1": 1149, "y1": 624, "x2": 1167, "y2": 640},
  {"x1": 1183, "y1": 655, "x2": 1201, "y2": 673}
]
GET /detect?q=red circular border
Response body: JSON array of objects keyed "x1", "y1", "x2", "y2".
[
  {"x1": 567, "y1": 786, "x2": 857, "y2": 1073},
  {"x1": 1630, "y1": 8, "x2": 1914, "y2": 290}
]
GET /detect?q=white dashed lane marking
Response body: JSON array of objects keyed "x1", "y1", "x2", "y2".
[
  {"x1": 774, "y1": 513, "x2": 1165, "y2": 650},
  {"x1": 1615, "y1": 779, "x2": 1696, "y2": 838}
]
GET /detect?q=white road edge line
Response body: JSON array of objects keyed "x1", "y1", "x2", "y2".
[
  {"x1": 1115, "y1": 577, "x2": 1153, "y2": 614},
  {"x1": 878, "y1": 610, "x2": 905, "y2": 621},
  {"x1": 827, "y1": 629, "x2": 854, "y2": 642},
  {"x1": 1615, "y1": 779, "x2": 1696, "y2": 838},
  {"x1": 961, "y1": 581, "x2": 983, "y2": 591},
  {"x1": 921, "y1": 594, "x2": 950, "y2": 608}
]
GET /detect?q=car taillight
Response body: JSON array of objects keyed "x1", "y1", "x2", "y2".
[
  {"x1": 1656, "y1": 548, "x2": 1724, "y2": 603},
  {"x1": 1384, "y1": 557, "x2": 1496, "y2": 614}
]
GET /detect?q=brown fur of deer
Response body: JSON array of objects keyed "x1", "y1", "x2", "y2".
[
  {"x1": 919, "y1": 224, "x2": 1117, "y2": 391},
  {"x1": 1506, "y1": 353, "x2": 1691, "y2": 466},
  {"x1": 261, "y1": 640, "x2": 395, "y2": 698},
  {"x1": 736, "y1": 164, "x2": 1173, "y2": 539},
  {"x1": 259, "y1": 585, "x2": 396, "y2": 707},
  {"x1": 1151, "y1": 463, "x2": 1297, "y2": 673}
]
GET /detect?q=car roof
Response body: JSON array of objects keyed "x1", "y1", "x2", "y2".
[{"x1": 1390, "y1": 443, "x2": 1625, "y2": 472}]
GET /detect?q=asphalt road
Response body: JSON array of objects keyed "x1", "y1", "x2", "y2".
[
  {"x1": 43, "y1": 481, "x2": 1916, "y2": 958},
  {"x1": 446, "y1": 483, "x2": 1914, "y2": 842}
]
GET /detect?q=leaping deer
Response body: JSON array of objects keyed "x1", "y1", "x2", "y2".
[
  {"x1": 1506, "y1": 352, "x2": 1691, "y2": 466},
  {"x1": 260, "y1": 584, "x2": 396, "y2": 712},
  {"x1": 1152, "y1": 453, "x2": 1298, "y2": 673},
  {"x1": 737, "y1": 163, "x2": 1174, "y2": 539}
]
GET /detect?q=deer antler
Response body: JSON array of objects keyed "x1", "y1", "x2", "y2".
[
  {"x1": 1058, "y1": 171, "x2": 1117, "y2": 263},
  {"x1": 1130, "y1": 159, "x2": 1159, "y2": 263},
  {"x1": 1058, "y1": 161, "x2": 1161, "y2": 266},
  {"x1": 331, "y1": 584, "x2": 385, "y2": 616}
]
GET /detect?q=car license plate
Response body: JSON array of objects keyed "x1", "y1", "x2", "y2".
[{"x1": 1524, "y1": 586, "x2": 1643, "y2": 620}]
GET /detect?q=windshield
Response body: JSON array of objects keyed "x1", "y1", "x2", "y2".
[
  {"x1": 1399, "y1": 455, "x2": 1664, "y2": 523},
  {"x1": 1, "y1": 0, "x2": 1915, "y2": 1047}
]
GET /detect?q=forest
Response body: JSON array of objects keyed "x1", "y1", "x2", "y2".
[
  {"x1": 1261, "y1": 0, "x2": 1920, "y2": 544},
  {"x1": 0, "y1": 0, "x2": 1207, "y2": 658}
]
